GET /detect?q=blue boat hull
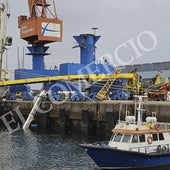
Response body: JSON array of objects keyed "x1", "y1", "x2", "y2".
[{"x1": 80, "y1": 144, "x2": 170, "y2": 169}]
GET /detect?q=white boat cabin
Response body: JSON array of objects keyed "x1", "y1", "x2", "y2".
[{"x1": 108, "y1": 115, "x2": 170, "y2": 154}]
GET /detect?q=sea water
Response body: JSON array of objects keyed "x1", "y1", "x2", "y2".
[{"x1": 0, "y1": 129, "x2": 100, "y2": 170}]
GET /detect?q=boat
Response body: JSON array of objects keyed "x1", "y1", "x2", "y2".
[{"x1": 80, "y1": 96, "x2": 170, "y2": 170}]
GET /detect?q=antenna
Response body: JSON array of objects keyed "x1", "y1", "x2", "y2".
[
  {"x1": 91, "y1": 28, "x2": 99, "y2": 62},
  {"x1": 6, "y1": 0, "x2": 10, "y2": 18},
  {"x1": 118, "y1": 103, "x2": 122, "y2": 123},
  {"x1": 92, "y1": 27, "x2": 98, "y2": 35}
]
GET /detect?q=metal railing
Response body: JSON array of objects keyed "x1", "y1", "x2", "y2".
[{"x1": 129, "y1": 143, "x2": 170, "y2": 154}]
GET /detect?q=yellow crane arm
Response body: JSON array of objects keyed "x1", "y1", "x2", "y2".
[
  {"x1": 96, "y1": 69, "x2": 121, "y2": 100},
  {"x1": 95, "y1": 69, "x2": 141, "y2": 100}
]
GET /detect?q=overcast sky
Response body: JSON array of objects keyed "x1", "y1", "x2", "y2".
[{"x1": 3, "y1": 0, "x2": 170, "y2": 77}]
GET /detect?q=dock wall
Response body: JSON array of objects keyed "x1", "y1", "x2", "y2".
[{"x1": 3, "y1": 100, "x2": 170, "y2": 134}]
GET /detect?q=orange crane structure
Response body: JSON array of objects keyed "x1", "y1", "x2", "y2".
[
  {"x1": 18, "y1": 0, "x2": 62, "y2": 45},
  {"x1": 17, "y1": 0, "x2": 63, "y2": 74}
]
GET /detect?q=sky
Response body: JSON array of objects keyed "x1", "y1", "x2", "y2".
[{"x1": 2, "y1": 0, "x2": 170, "y2": 78}]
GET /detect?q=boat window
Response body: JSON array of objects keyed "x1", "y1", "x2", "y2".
[
  {"x1": 158, "y1": 133, "x2": 164, "y2": 140},
  {"x1": 113, "y1": 134, "x2": 123, "y2": 142},
  {"x1": 152, "y1": 133, "x2": 158, "y2": 141},
  {"x1": 139, "y1": 134, "x2": 145, "y2": 142},
  {"x1": 110, "y1": 133, "x2": 115, "y2": 141},
  {"x1": 122, "y1": 134, "x2": 131, "y2": 143},
  {"x1": 132, "y1": 135, "x2": 138, "y2": 143}
]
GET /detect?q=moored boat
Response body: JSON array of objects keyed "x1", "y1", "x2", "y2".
[{"x1": 80, "y1": 96, "x2": 170, "y2": 169}]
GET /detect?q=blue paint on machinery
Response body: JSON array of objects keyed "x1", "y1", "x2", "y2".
[
  {"x1": 12, "y1": 0, "x2": 130, "y2": 101},
  {"x1": 12, "y1": 34, "x2": 123, "y2": 100},
  {"x1": 6, "y1": 85, "x2": 34, "y2": 100},
  {"x1": 45, "y1": 81, "x2": 81, "y2": 92},
  {"x1": 89, "y1": 79, "x2": 130, "y2": 100},
  {"x1": 70, "y1": 90, "x2": 89, "y2": 101},
  {"x1": 27, "y1": 46, "x2": 49, "y2": 70},
  {"x1": 73, "y1": 34, "x2": 101, "y2": 65},
  {"x1": 15, "y1": 34, "x2": 113, "y2": 79}
]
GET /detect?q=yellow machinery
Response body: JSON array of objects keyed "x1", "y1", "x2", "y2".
[
  {"x1": 147, "y1": 71, "x2": 170, "y2": 101},
  {"x1": 0, "y1": 71, "x2": 141, "y2": 88},
  {"x1": 154, "y1": 71, "x2": 169, "y2": 86},
  {"x1": 96, "y1": 69, "x2": 121, "y2": 100},
  {"x1": 96, "y1": 69, "x2": 142, "y2": 100}
]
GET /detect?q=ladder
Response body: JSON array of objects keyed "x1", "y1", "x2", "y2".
[{"x1": 96, "y1": 69, "x2": 121, "y2": 100}]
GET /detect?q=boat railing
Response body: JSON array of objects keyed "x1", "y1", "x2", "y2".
[
  {"x1": 117, "y1": 120, "x2": 170, "y2": 130},
  {"x1": 129, "y1": 143, "x2": 170, "y2": 154},
  {"x1": 119, "y1": 120, "x2": 137, "y2": 124},
  {"x1": 158, "y1": 122, "x2": 170, "y2": 130}
]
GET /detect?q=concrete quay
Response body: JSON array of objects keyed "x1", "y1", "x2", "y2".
[{"x1": 3, "y1": 100, "x2": 170, "y2": 133}]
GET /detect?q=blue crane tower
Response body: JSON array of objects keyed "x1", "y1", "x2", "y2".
[{"x1": 73, "y1": 34, "x2": 101, "y2": 65}]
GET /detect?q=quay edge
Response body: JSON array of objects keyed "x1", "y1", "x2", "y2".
[{"x1": 1, "y1": 100, "x2": 170, "y2": 134}]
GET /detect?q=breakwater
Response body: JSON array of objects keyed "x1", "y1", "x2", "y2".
[{"x1": 3, "y1": 100, "x2": 170, "y2": 134}]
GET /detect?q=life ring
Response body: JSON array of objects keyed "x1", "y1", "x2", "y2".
[
  {"x1": 162, "y1": 146, "x2": 167, "y2": 152},
  {"x1": 147, "y1": 136, "x2": 153, "y2": 144}
]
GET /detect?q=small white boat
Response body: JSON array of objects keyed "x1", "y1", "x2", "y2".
[{"x1": 80, "y1": 96, "x2": 170, "y2": 169}]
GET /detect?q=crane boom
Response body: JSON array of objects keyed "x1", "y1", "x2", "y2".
[{"x1": 28, "y1": 0, "x2": 51, "y2": 19}]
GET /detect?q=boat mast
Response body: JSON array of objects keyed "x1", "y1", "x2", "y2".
[
  {"x1": 137, "y1": 96, "x2": 142, "y2": 125},
  {"x1": 135, "y1": 95, "x2": 147, "y2": 125}
]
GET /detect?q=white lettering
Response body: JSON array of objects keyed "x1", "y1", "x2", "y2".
[
  {"x1": 128, "y1": 38, "x2": 143, "y2": 59},
  {"x1": 114, "y1": 42, "x2": 134, "y2": 65},
  {"x1": 113, "y1": 30, "x2": 157, "y2": 65},
  {"x1": 137, "y1": 30, "x2": 157, "y2": 52},
  {"x1": 1, "y1": 111, "x2": 20, "y2": 133},
  {"x1": 0, "y1": 107, "x2": 25, "y2": 134}
]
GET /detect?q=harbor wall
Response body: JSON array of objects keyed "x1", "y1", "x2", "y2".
[{"x1": 3, "y1": 100, "x2": 170, "y2": 134}]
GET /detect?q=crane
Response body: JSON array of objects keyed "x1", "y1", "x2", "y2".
[
  {"x1": 10, "y1": 0, "x2": 63, "y2": 99},
  {"x1": 17, "y1": 0, "x2": 63, "y2": 75}
]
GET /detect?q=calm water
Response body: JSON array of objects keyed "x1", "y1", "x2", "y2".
[{"x1": 0, "y1": 129, "x2": 101, "y2": 170}]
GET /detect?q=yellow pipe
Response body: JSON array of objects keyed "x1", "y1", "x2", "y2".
[{"x1": 0, "y1": 73, "x2": 139, "y2": 87}]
